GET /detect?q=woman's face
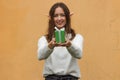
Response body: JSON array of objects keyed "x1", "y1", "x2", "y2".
[{"x1": 53, "y1": 7, "x2": 66, "y2": 29}]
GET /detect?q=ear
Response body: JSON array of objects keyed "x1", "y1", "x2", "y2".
[
  {"x1": 45, "y1": 14, "x2": 51, "y2": 20},
  {"x1": 70, "y1": 12, "x2": 74, "y2": 16}
]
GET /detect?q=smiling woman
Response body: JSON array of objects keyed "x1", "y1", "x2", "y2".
[
  {"x1": 37, "y1": 2, "x2": 84, "y2": 80},
  {"x1": 53, "y1": 7, "x2": 66, "y2": 29}
]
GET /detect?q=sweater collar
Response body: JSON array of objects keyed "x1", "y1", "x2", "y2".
[{"x1": 54, "y1": 26, "x2": 65, "y2": 31}]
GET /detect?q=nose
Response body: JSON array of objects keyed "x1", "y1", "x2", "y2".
[{"x1": 58, "y1": 15, "x2": 61, "y2": 20}]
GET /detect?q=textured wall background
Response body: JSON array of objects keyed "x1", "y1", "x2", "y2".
[{"x1": 0, "y1": 0, "x2": 120, "y2": 80}]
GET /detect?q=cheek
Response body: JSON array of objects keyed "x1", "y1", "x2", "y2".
[
  {"x1": 64, "y1": 17, "x2": 66, "y2": 22},
  {"x1": 53, "y1": 18, "x2": 57, "y2": 23},
  {"x1": 64, "y1": 19, "x2": 66, "y2": 24}
]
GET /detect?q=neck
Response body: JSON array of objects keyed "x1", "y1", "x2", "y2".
[{"x1": 56, "y1": 26, "x2": 64, "y2": 30}]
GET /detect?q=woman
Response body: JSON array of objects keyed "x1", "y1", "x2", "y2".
[{"x1": 37, "y1": 2, "x2": 84, "y2": 80}]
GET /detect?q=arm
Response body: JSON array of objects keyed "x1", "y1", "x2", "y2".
[
  {"x1": 67, "y1": 34, "x2": 84, "y2": 59},
  {"x1": 37, "y1": 36, "x2": 53, "y2": 60}
]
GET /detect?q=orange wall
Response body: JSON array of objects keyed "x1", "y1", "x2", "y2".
[{"x1": 0, "y1": 0, "x2": 120, "y2": 80}]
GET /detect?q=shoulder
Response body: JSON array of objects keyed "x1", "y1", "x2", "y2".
[
  {"x1": 38, "y1": 36, "x2": 47, "y2": 43},
  {"x1": 75, "y1": 34, "x2": 84, "y2": 40},
  {"x1": 71, "y1": 33, "x2": 84, "y2": 44}
]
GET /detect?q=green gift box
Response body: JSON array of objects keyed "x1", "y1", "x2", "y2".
[{"x1": 54, "y1": 27, "x2": 65, "y2": 43}]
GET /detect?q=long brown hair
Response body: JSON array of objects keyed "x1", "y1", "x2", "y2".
[{"x1": 46, "y1": 2, "x2": 75, "y2": 42}]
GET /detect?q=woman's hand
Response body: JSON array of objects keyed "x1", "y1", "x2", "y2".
[
  {"x1": 48, "y1": 38, "x2": 56, "y2": 49},
  {"x1": 48, "y1": 38, "x2": 72, "y2": 49},
  {"x1": 59, "y1": 40, "x2": 71, "y2": 47}
]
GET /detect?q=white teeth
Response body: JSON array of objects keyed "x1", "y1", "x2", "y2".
[
  {"x1": 57, "y1": 22, "x2": 62, "y2": 25},
  {"x1": 57, "y1": 21, "x2": 63, "y2": 24}
]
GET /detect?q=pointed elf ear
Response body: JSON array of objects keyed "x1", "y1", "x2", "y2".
[
  {"x1": 70, "y1": 12, "x2": 74, "y2": 16},
  {"x1": 45, "y1": 14, "x2": 51, "y2": 20},
  {"x1": 45, "y1": 14, "x2": 49, "y2": 17}
]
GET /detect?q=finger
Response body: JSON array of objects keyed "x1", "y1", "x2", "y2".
[
  {"x1": 59, "y1": 43, "x2": 66, "y2": 46},
  {"x1": 55, "y1": 43, "x2": 61, "y2": 46},
  {"x1": 52, "y1": 38, "x2": 55, "y2": 41}
]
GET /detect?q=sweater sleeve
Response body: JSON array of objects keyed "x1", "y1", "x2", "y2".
[
  {"x1": 37, "y1": 36, "x2": 53, "y2": 60},
  {"x1": 67, "y1": 34, "x2": 84, "y2": 59}
]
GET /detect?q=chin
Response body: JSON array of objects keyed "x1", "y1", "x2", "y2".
[
  {"x1": 57, "y1": 25, "x2": 65, "y2": 28},
  {"x1": 57, "y1": 27, "x2": 64, "y2": 29}
]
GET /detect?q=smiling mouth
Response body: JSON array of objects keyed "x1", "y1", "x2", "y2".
[
  {"x1": 56, "y1": 21, "x2": 64, "y2": 25},
  {"x1": 57, "y1": 23, "x2": 62, "y2": 25}
]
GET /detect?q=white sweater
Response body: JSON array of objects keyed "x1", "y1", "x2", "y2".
[{"x1": 37, "y1": 34, "x2": 84, "y2": 78}]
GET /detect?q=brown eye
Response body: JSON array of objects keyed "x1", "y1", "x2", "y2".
[
  {"x1": 53, "y1": 14, "x2": 58, "y2": 17},
  {"x1": 60, "y1": 14, "x2": 65, "y2": 17}
]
